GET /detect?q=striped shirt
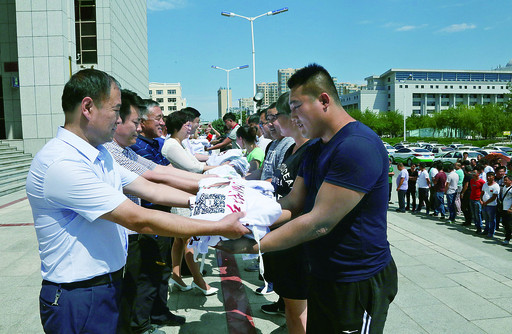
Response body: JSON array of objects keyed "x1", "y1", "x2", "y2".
[
  {"x1": 104, "y1": 140, "x2": 156, "y2": 205},
  {"x1": 130, "y1": 135, "x2": 170, "y2": 166}
]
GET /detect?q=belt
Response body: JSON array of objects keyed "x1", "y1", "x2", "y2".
[{"x1": 42, "y1": 268, "x2": 124, "y2": 289}]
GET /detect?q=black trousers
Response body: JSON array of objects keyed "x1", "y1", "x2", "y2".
[
  {"x1": 117, "y1": 234, "x2": 172, "y2": 334},
  {"x1": 461, "y1": 192, "x2": 472, "y2": 225},
  {"x1": 429, "y1": 187, "x2": 437, "y2": 212},
  {"x1": 502, "y1": 211, "x2": 512, "y2": 241},
  {"x1": 307, "y1": 259, "x2": 398, "y2": 334},
  {"x1": 406, "y1": 186, "x2": 417, "y2": 210},
  {"x1": 417, "y1": 188, "x2": 430, "y2": 212}
]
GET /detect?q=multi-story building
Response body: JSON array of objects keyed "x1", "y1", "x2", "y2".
[
  {"x1": 332, "y1": 77, "x2": 366, "y2": 97},
  {"x1": 0, "y1": 0, "x2": 148, "y2": 155},
  {"x1": 256, "y1": 82, "x2": 278, "y2": 107},
  {"x1": 340, "y1": 67, "x2": 512, "y2": 116},
  {"x1": 238, "y1": 97, "x2": 254, "y2": 113},
  {"x1": 149, "y1": 83, "x2": 186, "y2": 116},
  {"x1": 277, "y1": 68, "x2": 297, "y2": 96},
  {"x1": 217, "y1": 88, "x2": 232, "y2": 119}
]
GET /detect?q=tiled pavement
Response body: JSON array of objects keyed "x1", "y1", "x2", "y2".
[{"x1": 1, "y1": 189, "x2": 512, "y2": 333}]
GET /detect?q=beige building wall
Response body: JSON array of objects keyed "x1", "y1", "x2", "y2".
[
  {"x1": 149, "y1": 82, "x2": 187, "y2": 116},
  {"x1": 10, "y1": 0, "x2": 148, "y2": 155}
]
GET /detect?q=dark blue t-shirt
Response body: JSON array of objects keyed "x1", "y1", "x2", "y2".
[{"x1": 298, "y1": 121, "x2": 391, "y2": 282}]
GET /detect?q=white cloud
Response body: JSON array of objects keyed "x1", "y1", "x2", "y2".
[
  {"x1": 147, "y1": 0, "x2": 185, "y2": 11},
  {"x1": 396, "y1": 25, "x2": 416, "y2": 32},
  {"x1": 438, "y1": 23, "x2": 476, "y2": 33},
  {"x1": 395, "y1": 24, "x2": 427, "y2": 32}
]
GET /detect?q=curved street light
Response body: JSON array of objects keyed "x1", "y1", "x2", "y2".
[
  {"x1": 211, "y1": 65, "x2": 249, "y2": 115},
  {"x1": 221, "y1": 7, "x2": 288, "y2": 113}
]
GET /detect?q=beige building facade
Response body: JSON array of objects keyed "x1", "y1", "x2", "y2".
[
  {"x1": 149, "y1": 82, "x2": 186, "y2": 116},
  {"x1": 0, "y1": 0, "x2": 148, "y2": 155}
]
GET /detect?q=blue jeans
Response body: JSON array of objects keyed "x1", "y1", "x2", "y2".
[
  {"x1": 482, "y1": 205, "x2": 497, "y2": 236},
  {"x1": 435, "y1": 192, "x2": 446, "y2": 216},
  {"x1": 470, "y1": 200, "x2": 483, "y2": 231},
  {"x1": 446, "y1": 193, "x2": 456, "y2": 221}
]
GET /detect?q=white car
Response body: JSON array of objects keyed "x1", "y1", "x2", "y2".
[
  {"x1": 390, "y1": 147, "x2": 435, "y2": 166},
  {"x1": 433, "y1": 151, "x2": 483, "y2": 167},
  {"x1": 385, "y1": 145, "x2": 396, "y2": 155}
]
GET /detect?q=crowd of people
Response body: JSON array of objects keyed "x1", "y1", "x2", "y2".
[
  {"x1": 391, "y1": 157, "x2": 512, "y2": 244},
  {"x1": 26, "y1": 64, "x2": 397, "y2": 334}
]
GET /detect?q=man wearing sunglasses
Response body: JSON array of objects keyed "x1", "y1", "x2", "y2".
[{"x1": 260, "y1": 103, "x2": 294, "y2": 182}]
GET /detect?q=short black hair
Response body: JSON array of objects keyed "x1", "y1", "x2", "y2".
[
  {"x1": 287, "y1": 63, "x2": 341, "y2": 105},
  {"x1": 62, "y1": 68, "x2": 120, "y2": 113},
  {"x1": 445, "y1": 163, "x2": 454, "y2": 172},
  {"x1": 276, "y1": 92, "x2": 291, "y2": 115},
  {"x1": 165, "y1": 110, "x2": 189, "y2": 135},
  {"x1": 236, "y1": 125, "x2": 258, "y2": 144},
  {"x1": 223, "y1": 112, "x2": 237, "y2": 122},
  {"x1": 180, "y1": 107, "x2": 201, "y2": 119},
  {"x1": 487, "y1": 171, "x2": 495, "y2": 177},
  {"x1": 247, "y1": 114, "x2": 260, "y2": 125},
  {"x1": 120, "y1": 89, "x2": 143, "y2": 123},
  {"x1": 496, "y1": 165, "x2": 506, "y2": 172}
]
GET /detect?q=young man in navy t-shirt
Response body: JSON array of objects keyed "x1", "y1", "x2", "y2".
[{"x1": 219, "y1": 64, "x2": 397, "y2": 333}]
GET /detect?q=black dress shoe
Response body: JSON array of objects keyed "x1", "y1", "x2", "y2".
[{"x1": 153, "y1": 313, "x2": 186, "y2": 326}]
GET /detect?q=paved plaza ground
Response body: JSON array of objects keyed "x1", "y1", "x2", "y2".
[{"x1": 1, "y1": 185, "x2": 512, "y2": 333}]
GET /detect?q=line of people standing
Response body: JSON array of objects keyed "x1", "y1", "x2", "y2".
[{"x1": 392, "y1": 157, "x2": 512, "y2": 245}]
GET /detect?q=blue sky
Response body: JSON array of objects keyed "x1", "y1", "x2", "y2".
[{"x1": 147, "y1": 0, "x2": 512, "y2": 121}]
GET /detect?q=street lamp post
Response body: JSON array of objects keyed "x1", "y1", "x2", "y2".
[
  {"x1": 211, "y1": 65, "x2": 249, "y2": 115},
  {"x1": 400, "y1": 74, "x2": 413, "y2": 142},
  {"x1": 221, "y1": 7, "x2": 288, "y2": 113}
]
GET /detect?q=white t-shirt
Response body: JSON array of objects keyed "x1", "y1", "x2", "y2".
[
  {"x1": 417, "y1": 170, "x2": 430, "y2": 189},
  {"x1": 501, "y1": 185, "x2": 512, "y2": 211},
  {"x1": 446, "y1": 171, "x2": 459, "y2": 194},
  {"x1": 429, "y1": 167, "x2": 438, "y2": 180},
  {"x1": 482, "y1": 182, "x2": 500, "y2": 206}
]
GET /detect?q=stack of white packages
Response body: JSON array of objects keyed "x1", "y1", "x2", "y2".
[
  {"x1": 203, "y1": 165, "x2": 241, "y2": 179},
  {"x1": 188, "y1": 177, "x2": 281, "y2": 251},
  {"x1": 188, "y1": 177, "x2": 281, "y2": 279},
  {"x1": 206, "y1": 149, "x2": 250, "y2": 177}
]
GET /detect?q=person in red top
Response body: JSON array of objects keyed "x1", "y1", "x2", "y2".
[
  {"x1": 432, "y1": 166, "x2": 447, "y2": 218},
  {"x1": 469, "y1": 167, "x2": 486, "y2": 233}
]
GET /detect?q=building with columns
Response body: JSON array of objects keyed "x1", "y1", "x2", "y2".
[{"x1": 340, "y1": 65, "x2": 512, "y2": 116}]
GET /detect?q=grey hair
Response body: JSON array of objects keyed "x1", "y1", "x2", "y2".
[{"x1": 139, "y1": 99, "x2": 160, "y2": 120}]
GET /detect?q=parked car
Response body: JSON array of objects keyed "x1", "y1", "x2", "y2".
[
  {"x1": 390, "y1": 147, "x2": 435, "y2": 166},
  {"x1": 431, "y1": 146, "x2": 455, "y2": 156},
  {"x1": 385, "y1": 144, "x2": 396, "y2": 155},
  {"x1": 483, "y1": 145, "x2": 512, "y2": 154},
  {"x1": 458, "y1": 146, "x2": 481, "y2": 151},
  {"x1": 449, "y1": 143, "x2": 464, "y2": 149},
  {"x1": 433, "y1": 151, "x2": 484, "y2": 167}
]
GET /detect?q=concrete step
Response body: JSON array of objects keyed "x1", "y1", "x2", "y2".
[
  {"x1": 0, "y1": 173, "x2": 27, "y2": 188},
  {"x1": 0, "y1": 144, "x2": 15, "y2": 151},
  {"x1": 0, "y1": 179, "x2": 26, "y2": 197},
  {"x1": 0, "y1": 141, "x2": 32, "y2": 197},
  {"x1": 0, "y1": 161, "x2": 32, "y2": 174},
  {"x1": 2, "y1": 165, "x2": 31, "y2": 178},
  {"x1": 0, "y1": 151, "x2": 30, "y2": 161},
  {"x1": 0, "y1": 156, "x2": 33, "y2": 168}
]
